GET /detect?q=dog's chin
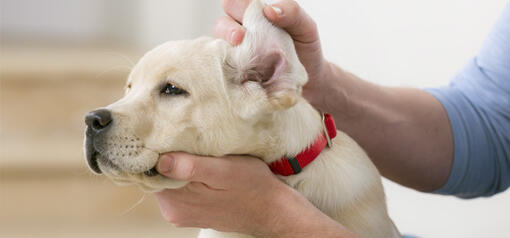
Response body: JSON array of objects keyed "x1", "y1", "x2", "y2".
[
  {"x1": 110, "y1": 177, "x2": 166, "y2": 193},
  {"x1": 108, "y1": 175, "x2": 188, "y2": 193},
  {"x1": 97, "y1": 159, "x2": 188, "y2": 192}
]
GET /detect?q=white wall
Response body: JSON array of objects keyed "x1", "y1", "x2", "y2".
[
  {"x1": 135, "y1": 0, "x2": 222, "y2": 49},
  {"x1": 0, "y1": 0, "x2": 141, "y2": 45},
  {"x1": 297, "y1": 0, "x2": 509, "y2": 237},
  {"x1": 0, "y1": 0, "x2": 108, "y2": 43},
  {"x1": 0, "y1": 0, "x2": 222, "y2": 47},
  {"x1": 301, "y1": 0, "x2": 507, "y2": 87}
]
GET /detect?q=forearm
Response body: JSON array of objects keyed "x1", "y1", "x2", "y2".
[
  {"x1": 260, "y1": 184, "x2": 360, "y2": 238},
  {"x1": 311, "y1": 62, "x2": 454, "y2": 191}
]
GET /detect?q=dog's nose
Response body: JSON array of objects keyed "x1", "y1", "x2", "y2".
[{"x1": 85, "y1": 109, "x2": 113, "y2": 133}]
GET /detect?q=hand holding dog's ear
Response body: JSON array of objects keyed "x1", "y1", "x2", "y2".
[
  {"x1": 214, "y1": 0, "x2": 331, "y2": 111},
  {"x1": 215, "y1": 0, "x2": 320, "y2": 47}
]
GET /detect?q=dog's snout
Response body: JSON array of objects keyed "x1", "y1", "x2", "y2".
[{"x1": 85, "y1": 109, "x2": 113, "y2": 133}]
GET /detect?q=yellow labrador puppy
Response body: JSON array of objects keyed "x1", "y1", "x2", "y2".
[{"x1": 84, "y1": 1, "x2": 400, "y2": 237}]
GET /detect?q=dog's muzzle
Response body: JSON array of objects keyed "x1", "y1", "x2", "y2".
[{"x1": 84, "y1": 109, "x2": 160, "y2": 177}]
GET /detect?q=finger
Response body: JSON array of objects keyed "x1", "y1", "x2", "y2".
[
  {"x1": 154, "y1": 184, "x2": 207, "y2": 208},
  {"x1": 263, "y1": 0, "x2": 320, "y2": 44},
  {"x1": 154, "y1": 188, "x2": 224, "y2": 229},
  {"x1": 154, "y1": 189, "x2": 198, "y2": 227},
  {"x1": 222, "y1": 0, "x2": 251, "y2": 23},
  {"x1": 213, "y1": 15, "x2": 246, "y2": 45},
  {"x1": 156, "y1": 152, "x2": 234, "y2": 188}
]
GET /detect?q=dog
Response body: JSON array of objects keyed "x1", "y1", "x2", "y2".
[{"x1": 84, "y1": 1, "x2": 401, "y2": 237}]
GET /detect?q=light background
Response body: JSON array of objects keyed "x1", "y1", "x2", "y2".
[
  {"x1": 1, "y1": 0, "x2": 509, "y2": 237},
  {"x1": 297, "y1": 0, "x2": 510, "y2": 237}
]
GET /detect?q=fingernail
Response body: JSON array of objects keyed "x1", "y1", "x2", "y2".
[
  {"x1": 230, "y1": 28, "x2": 246, "y2": 45},
  {"x1": 271, "y1": 6, "x2": 282, "y2": 15},
  {"x1": 230, "y1": 30, "x2": 236, "y2": 44},
  {"x1": 158, "y1": 155, "x2": 175, "y2": 173}
]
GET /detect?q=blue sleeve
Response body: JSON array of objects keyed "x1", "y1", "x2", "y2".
[{"x1": 425, "y1": 2, "x2": 510, "y2": 198}]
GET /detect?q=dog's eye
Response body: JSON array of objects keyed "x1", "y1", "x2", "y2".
[{"x1": 160, "y1": 83, "x2": 187, "y2": 96}]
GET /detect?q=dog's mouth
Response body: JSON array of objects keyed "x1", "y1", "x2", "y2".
[
  {"x1": 88, "y1": 148, "x2": 159, "y2": 177},
  {"x1": 84, "y1": 129, "x2": 103, "y2": 174},
  {"x1": 143, "y1": 166, "x2": 159, "y2": 177},
  {"x1": 84, "y1": 130, "x2": 159, "y2": 177},
  {"x1": 88, "y1": 151, "x2": 102, "y2": 174}
]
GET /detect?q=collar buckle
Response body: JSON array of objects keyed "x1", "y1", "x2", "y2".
[{"x1": 322, "y1": 113, "x2": 333, "y2": 148}]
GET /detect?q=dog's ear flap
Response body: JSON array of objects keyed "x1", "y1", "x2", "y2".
[{"x1": 229, "y1": 0, "x2": 307, "y2": 110}]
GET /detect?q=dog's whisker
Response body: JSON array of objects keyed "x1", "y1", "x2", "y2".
[
  {"x1": 119, "y1": 193, "x2": 146, "y2": 217},
  {"x1": 101, "y1": 50, "x2": 137, "y2": 68},
  {"x1": 92, "y1": 65, "x2": 133, "y2": 82}
]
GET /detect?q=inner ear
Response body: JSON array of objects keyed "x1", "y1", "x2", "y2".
[
  {"x1": 245, "y1": 49, "x2": 289, "y2": 95},
  {"x1": 254, "y1": 50, "x2": 286, "y2": 83}
]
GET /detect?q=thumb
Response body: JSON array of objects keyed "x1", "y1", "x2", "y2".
[
  {"x1": 263, "y1": 0, "x2": 320, "y2": 45},
  {"x1": 156, "y1": 152, "x2": 232, "y2": 188}
]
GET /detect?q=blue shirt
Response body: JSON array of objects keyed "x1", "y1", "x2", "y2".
[{"x1": 425, "y1": 2, "x2": 510, "y2": 198}]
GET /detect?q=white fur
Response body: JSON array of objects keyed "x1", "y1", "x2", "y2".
[{"x1": 85, "y1": 1, "x2": 401, "y2": 237}]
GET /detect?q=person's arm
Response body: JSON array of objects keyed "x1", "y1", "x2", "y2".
[
  {"x1": 318, "y1": 2, "x2": 510, "y2": 196},
  {"x1": 154, "y1": 153, "x2": 360, "y2": 238},
  {"x1": 315, "y1": 64, "x2": 454, "y2": 192},
  {"x1": 216, "y1": 0, "x2": 453, "y2": 192},
  {"x1": 423, "y1": 2, "x2": 510, "y2": 198}
]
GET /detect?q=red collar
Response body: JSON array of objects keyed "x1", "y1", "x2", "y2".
[{"x1": 269, "y1": 113, "x2": 337, "y2": 176}]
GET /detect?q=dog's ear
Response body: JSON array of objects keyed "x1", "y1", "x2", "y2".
[{"x1": 228, "y1": 0, "x2": 307, "y2": 110}]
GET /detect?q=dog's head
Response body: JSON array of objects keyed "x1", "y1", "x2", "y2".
[{"x1": 84, "y1": 1, "x2": 307, "y2": 191}]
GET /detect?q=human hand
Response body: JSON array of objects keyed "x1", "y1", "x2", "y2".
[
  {"x1": 153, "y1": 152, "x2": 356, "y2": 238},
  {"x1": 213, "y1": 0, "x2": 332, "y2": 111},
  {"x1": 154, "y1": 152, "x2": 291, "y2": 236}
]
